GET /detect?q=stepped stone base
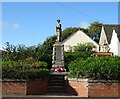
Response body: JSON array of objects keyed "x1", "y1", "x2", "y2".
[{"x1": 47, "y1": 74, "x2": 66, "y2": 94}]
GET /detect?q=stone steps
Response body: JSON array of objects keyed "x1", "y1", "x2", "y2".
[{"x1": 47, "y1": 74, "x2": 66, "y2": 94}]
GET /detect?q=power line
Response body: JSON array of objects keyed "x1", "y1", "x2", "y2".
[{"x1": 55, "y1": 2, "x2": 100, "y2": 22}]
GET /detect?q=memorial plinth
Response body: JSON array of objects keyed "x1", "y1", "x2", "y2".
[{"x1": 52, "y1": 41, "x2": 64, "y2": 68}]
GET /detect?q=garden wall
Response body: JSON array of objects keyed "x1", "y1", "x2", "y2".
[
  {"x1": 66, "y1": 78, "x2": 120, "y2": 97},
  {"x1": 2, "y1": 78, "x2": 120, "y2": 97},
  {"x1": 2, "y1": 79, "x2": 48, "y2": 95}
]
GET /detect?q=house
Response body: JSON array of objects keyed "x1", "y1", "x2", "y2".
[
  {"x1": 0, "y1": 47, "x2": 6, "y2": 58},
  {"x1": 99, "y1": 24, "x2": 120, "y2": 56},
  {"x1": 62, "y1": 30, "x2": 99, "y2": 52}
]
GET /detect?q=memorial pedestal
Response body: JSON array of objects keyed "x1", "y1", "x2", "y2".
[{"x1": 52, "y1": 42, "x2": 64, "y2": 68}]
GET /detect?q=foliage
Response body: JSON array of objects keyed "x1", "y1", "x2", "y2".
[
  {"x1": 68, "y1": 56, "x2": 120, "y2": 80},
  {"x1": 41, "y1": 35, "x2": 57, "y2": 54},
  {"x1": 64, "y1": 43, "x2": 95, "y2": 71},
  {"x1": 73, "y1": 43, "x2": 96, "y2": 53},
  {"x1": 2, "y1": 61, "x2": 49, "y2": 80},
  {"x1": 2, "y1": 42, "x2": 52, "y2": 68},
  {"x1": 2, "y1": 21, "x2": 103, "y2": 69},
  {"x1": 3, "y1": 42, "x2": 35, "y2": 61},
  {"x1": 2, "y1": 68, "x2": 49, "y2": 80},
  {"x1": 2, "y1": 61, "x2": 26, "y2": 70},
  {"x1": 31, "y1": 61, "x2": 48, "y2": 69},
  {"x1": 88, "y1": 21, "x2": 102, "y2": 43}
]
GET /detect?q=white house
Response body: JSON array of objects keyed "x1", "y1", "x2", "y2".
[
  {"x1": 0, "y1": 46, "x2": 6, "y2": 58},
  {"x1": 62, "y1": 30, "x2": 99, "y2": 52},
  {"x1": 99, "y1": 24, "x2": 120, "y2": 56}
]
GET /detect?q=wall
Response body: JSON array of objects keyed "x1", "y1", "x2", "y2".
[
  {"x1": 2, "y1": 80, "x2": 48, "y2": 95},
  {"x1": 66, "y1": 80, "x2": 88, "y2": 97},
  {"x1": 26, "y1": 80, "x2": 48, "y2": 95},
  {"x1": 2, "y1": 80, "x2": 26, "y2": 95},
  {"x1": 2, "y1": 79, "x2": 120, "y2": 97},
  {"x1": 66, "y1": 79, "x2": 120, "y2": 97},
  {"x1": 88, "y1": 82, "x2": 120, "y2": 97}
]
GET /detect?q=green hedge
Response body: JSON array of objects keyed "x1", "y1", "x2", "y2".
[
  {"x1": 64, "y1": 43, "x2": 96, "y2": 71},
  {"x1": 2, "y1": 68, "x2": 49, "y2": 80},
  {"x1": 31, "y1": 61, "x2": 48, "y2": 69},
  {"x1": 68, "y1": 56, "x2": 120, "y2": 80},
  {"x1": 64, "y1": 52, "x2": 93, "y2": 71},
  {"x1": 2, "y1": 61, "x2": 49, "y2": 80}
]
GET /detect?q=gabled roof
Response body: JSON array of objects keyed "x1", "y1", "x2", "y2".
[
  {"x1": 62, "y1": 30, "x2": 99, "y2": 45},
  {"x1": 103, "y1": 24, "x2": 120, "y2": 44},
  {"x1": 62, "y1": 30, "x2": 78, "y2": 44}
]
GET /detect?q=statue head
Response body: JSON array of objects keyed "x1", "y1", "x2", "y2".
[{"x1": 57, "y1": 19, "x2": 60, "y2": 23}]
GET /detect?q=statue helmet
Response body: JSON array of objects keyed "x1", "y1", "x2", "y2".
[{"x1": 57, "y1": 19, "x2": 60, "y2": 23}]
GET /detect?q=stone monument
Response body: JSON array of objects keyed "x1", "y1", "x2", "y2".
[{"x1": 52, "y1": 20, "x2": 65, "y2": 69}]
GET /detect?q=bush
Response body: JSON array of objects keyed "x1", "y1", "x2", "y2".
[
  {"x1": 2, "y1": 61, "x2": 31, "y2": 70},
  {"x1": 64, "y1": 52, "x2": 87, "y2": 71},
  {"x1": 2, "y1": 61, "x2": 49, "y2": 80},
  {"x1": 68, "y1": 56, "x2": 120, "y2": 80},
  {"x1": 64, "y1": 43, "x2": 96, "y2": 71},
  {"x1": 2, "y1": 68, "x2": 49, "y2": 80},
  {"x1": 37, "y1": 54, "x2": 52, "y2": 69},
  {"x1": 31, "y1": 61, "x2": 48, "y2": 69},
  {"x1": 64, "y1": 52, "x2": 93, "y2": 71},
  {"x1": 73, "y1": 43, "x2": 96, "y2": 53}
]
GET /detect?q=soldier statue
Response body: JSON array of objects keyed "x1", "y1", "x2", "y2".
[{"x1": 56, "y1": 19, "x2": 62, "y2": 42}]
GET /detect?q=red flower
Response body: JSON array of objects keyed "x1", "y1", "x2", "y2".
[{"x1": 51, "y1": 67, "x2": 66, "y2": 72}]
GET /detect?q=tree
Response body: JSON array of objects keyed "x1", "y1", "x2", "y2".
[
  {"x1": 41, "y1": 35, "x2": 57, "y2": 54},
  {"x1": 87, "y1": 22, "x2": 102, "y2": 43}
]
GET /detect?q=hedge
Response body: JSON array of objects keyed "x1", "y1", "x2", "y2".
[
  {"x1": 68, "y1": 56, "x2": 120, "y2": 80},
  {"x1": 64, "y1": 43, "x2": 96, "y2": 71},
  {"x1": 1, "y1": 61, "x2": 49, "y2": 80}
]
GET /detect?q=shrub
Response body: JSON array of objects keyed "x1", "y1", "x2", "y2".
[
  {"x1": 64, "y1": 52, "x2": 85, "y2": 71},
  {"x1": 2, "y1": 61, "x2": 30, "y2": 70},
  {"x1": 68, "y1": 56, "x2": 120, "y2": 80},
  {"x1": 2, "y1": 68, "x2": 49, "y2": 80},
  {"x1": 31, "y1": 61, "x2": 48, "y2": 69},
  {"x1": 2, "y1": 61, "x2": 49, "y2": 80},
  {"x1": 73, "y1": 43, "x2": 96, "y2": 53},
  {"x1": 64, "y1": 43, "x2": 96, "y2": 71}
]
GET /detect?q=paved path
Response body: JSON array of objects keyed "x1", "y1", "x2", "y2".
[{"x1": 1, "y1": 95, "x2": 118, "y2": 99}]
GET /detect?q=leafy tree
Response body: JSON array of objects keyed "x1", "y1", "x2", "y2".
[
  {"x1": 41, "y1": 35, "x2": 57, "y2": 54},
  {"x1": 3, "y1": 42, "x2": 38, "y2": 61},
  {"x1": 87, "y1": 21, "x2": 102, "y2": 43}
]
